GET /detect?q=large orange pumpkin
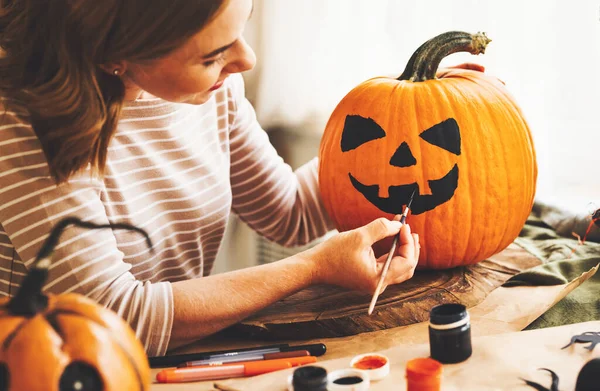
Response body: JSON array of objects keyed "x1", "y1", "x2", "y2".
[
  {"x1": 0, "y1": 218, "x2": 152, "y2": 391},
  {"x1": 319, "y1": 31, "x2": 537, "y2": 269}
]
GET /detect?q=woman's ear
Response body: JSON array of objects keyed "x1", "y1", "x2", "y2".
[{"x1": 98, "y1": 62, "x2": 128, "y2": 77}]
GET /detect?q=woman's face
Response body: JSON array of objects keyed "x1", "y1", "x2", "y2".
[{"x1": 123, "y1": 0, "x2": 255, "y2": 104}]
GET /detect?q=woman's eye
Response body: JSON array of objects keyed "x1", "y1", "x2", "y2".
[{"x1": 203, "y1": 53, "x2": 226, "y2": 67}]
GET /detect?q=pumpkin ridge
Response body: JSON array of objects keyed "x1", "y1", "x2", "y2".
[
  {"x1": 426, "y1": 80, "x2": 464, "y2": 266},
  {"x1": 482, "y1": 77, "x2": 537, "y2": 233},
  {"x1": 47, "y1": 310, "x2": 147, "y2": 391},
  {"x1": 45, "y1": 309, "x2": 144, "y2": 391},
  {"x1": 1, "y1": 319, "x2": 27, "y2": 352},
  {"x1": 480, "y1": 84, "x2": 513, "y2": 257},
  {"x1": 449, "y1": 82, "x2": 473, "y2": 266},
  {"x1": 453, "y1": 81, "x2": 488, "y2": 264},
  {"x1": 44, "y1": 312, "x2": 66, "y2": 350},
  {"x1": 45, "y1": 309, "x2": 110, "y2": 332}
]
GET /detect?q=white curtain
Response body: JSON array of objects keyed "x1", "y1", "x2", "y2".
[{"x1": 243, "y1": 0, "x2": 600, "y2": 214}]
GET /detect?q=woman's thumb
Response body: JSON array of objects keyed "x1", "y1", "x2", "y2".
[{"x1": 363, "y1": 217, "x2": 402, "y2": 243}]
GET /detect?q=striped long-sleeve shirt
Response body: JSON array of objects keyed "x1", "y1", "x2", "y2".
[{"x1": 0, "y1": 74, "x2": 333, "y2": 356}]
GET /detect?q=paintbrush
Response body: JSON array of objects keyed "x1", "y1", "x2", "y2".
[{"x1": 367, "y1": 189, "x2": 416, "y2": 316}]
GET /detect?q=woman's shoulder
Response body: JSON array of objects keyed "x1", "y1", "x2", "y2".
[
  {"x1": 0, "y1": 99, "x2": 35, "y2": 138},
  {"x1": 0, "y1": 97, "x2": 31, "y2": 117},
  {"x1": 220, "y1": 73, "x2": 247, "y2": 107},
  {"x1": 223, "y1": 73, "x2": 245, "y2": 95},
  {"x1": 0, "y1": 99, "x2": 43, "y2": 161}
]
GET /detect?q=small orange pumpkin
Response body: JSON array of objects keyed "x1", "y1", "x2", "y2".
[
  {"x1": 0, "y1": 218, "x2": 152, "y2": 391},
  {"x1": 319, "y1": 31, "x2": 537, "y2": 269}
]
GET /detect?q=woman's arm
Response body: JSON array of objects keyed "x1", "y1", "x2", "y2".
[
  {"x1": 170, "y1": 253, "x2": 314, "y2": 350},
  {"x1": 0, "y1": 112, "x2": 175, "y2": 356},
  {"x1": 226, "y1": 75, "x2": 334, "y2": 247},
  {"x1": 169, "y1": 217, "x2": 419, "y2": 350}
]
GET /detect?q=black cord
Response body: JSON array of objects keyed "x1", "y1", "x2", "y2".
[{"x1": 8, "y1": 247, "x2": 15, "y2": 297}]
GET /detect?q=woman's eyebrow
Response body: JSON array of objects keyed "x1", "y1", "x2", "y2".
[
  {"x1": 200, "y1": 2, "x2": 253, "y2": 60},
  {"x1": 201, "y1": 41, "x2": 236, "y2": 59}
]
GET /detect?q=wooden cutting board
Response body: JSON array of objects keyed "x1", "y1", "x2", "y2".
[{"x1": 226, "y1": 244, "x2": 540, "y2": 340}]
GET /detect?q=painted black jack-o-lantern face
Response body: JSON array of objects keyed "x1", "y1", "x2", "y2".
[{"x1": 341, "y1": 115, "x2": 461, "y2": 215}]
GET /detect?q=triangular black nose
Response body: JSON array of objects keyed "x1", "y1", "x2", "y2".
[{"x1": 390, "y1": 142, "x2": 416, "y2": 167}]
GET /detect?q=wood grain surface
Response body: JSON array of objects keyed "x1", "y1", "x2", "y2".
[{"x1": 226, "y1": 244, "x2": 540, "y2": 340}]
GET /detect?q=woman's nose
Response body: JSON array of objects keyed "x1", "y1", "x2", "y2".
[{"x1": 224, "y1": 37, "x2": 256, "y2": 74}]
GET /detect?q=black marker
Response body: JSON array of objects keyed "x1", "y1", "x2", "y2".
[{"x1": 149, "y1": 343, "x2": 326, "y2": 368}]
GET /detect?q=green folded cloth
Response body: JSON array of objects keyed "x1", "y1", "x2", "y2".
[{"x1": 501, "y1": 208, "x2": 600, "y2": 330}]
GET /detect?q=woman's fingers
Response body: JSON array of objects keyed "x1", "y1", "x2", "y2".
[
  {"x1": 385, "y1": 255, "x2": 416, "y2": 285},
  {"x1": 395, "y1": 224, "x2": 415, "y2": 259},
  {"x1": 413, "y1": 233, "x2": 420, "y2": 263},
  {"x1": 362, "y1": 217, "x2": 403, "y2": 244},
  {"x1": 449, "y1": 62, "x2": 485, "y2": 72},
  {"x1": 379, "y1": 230, "x2": 420, "y2": 286}
]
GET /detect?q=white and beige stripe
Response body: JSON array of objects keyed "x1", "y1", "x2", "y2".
[{"x1": 0, "y1": 74, "x2": 332, "y2": 356}]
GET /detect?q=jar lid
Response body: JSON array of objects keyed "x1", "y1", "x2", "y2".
[
  {"x1": 576, "y1": 357, "x2": 600, "y2": 391},
  {"x1": 429, "y1": 303, "x2": 468, "y2": 326},
  {"x1": 406, "y1": 357, "x2": 443, "y2": 381},
  {"x1": 292, "y1": 366, "x2": 328, "y2": 390}
]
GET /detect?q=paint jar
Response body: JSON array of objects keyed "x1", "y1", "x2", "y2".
[
  {"x1": 327, "y1": 368, "x2": 370, "y2": 391},
  {"x1": 575, "y1": 357, "x2": 600, "y2": 391},
  {"x1": 350, "y1": 353, "x2": 390, "y2": 381},
  {"x1": 405, "y1": 357, "x2": 442, "y2": 391},
  {"x1": 428, "y1": 303, "x2": 472, "y2": 364},
  {"x1": 289, "y1": 366, "x2": 328, "y2": 391}
]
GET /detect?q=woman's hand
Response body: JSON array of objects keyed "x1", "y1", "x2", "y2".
[
  {"x1": 436, "y1": 62, "x2": 485, "y2": 78},
  {"x1": 448, "y1": 62, "x2": 485, "y2": 72},
  {"x1": 302, "y1": 217, "x2": 420, "y2": 294},
  {"x1": 170, "y1": 217, "x2": 418, "y2": 348},
  {"x1": 436, "y1": 62, "x2": 505, "y2": 85}
]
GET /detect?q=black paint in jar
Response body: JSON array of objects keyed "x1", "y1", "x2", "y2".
[
  {"x1": 333, "y1": 376, "x2": 363, "y2": 385},
  {"x1": 428, "y1": 303, "x2": 472, "y2": 364}
]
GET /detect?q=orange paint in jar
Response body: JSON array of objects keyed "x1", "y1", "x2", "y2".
[
  {"x1": 352, "y1": 355, "x2": 387, "y2": 370},
  {"x1": 406, "y1": 357, "x2": 442, "y2": 391}
]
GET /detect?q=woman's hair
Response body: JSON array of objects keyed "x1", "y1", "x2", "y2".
[{"x1": 0, "y1": 0, "x2": 226, "y2": 182}]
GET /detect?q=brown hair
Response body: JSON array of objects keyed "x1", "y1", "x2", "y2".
[{"x1": 0, "y1": 0, "x2": 226, "y2": 182}]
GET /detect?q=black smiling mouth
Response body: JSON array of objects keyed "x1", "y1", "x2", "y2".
[{"x1": 348, "y1": 164, "x2": 459, "y2": 215}]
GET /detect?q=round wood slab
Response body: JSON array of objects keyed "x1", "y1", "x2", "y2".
[{"x1": 227, "y1": 244, "x2": 540, "y2": 340}]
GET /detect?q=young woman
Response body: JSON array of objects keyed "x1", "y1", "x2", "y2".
[{"x1": 0, "y1": 0, "x2": 420, "y2": 356}]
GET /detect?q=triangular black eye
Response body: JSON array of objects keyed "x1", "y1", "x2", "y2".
[
  {"x1": 341, "y1": 115, "x2": 386, "y2": 152},
  {"x1": 390, "y1": 142, "x2": 416, "y2": 167},
  {"x1": 419, "y1": 118, "x2": 461, "y2": 155}
]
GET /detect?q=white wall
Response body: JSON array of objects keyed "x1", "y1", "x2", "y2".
[
  {"x1": 244, "y1": 0, "x2": 600, "y2": 204},
  {"x1": 217, "y1": 1, "x2": 600, "y2": 272}
]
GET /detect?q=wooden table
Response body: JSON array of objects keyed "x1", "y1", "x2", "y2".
[
  {"x1": 149, "y1": 252, "x2": 597, "y2": 390},
  {"x1": 220, "y1": 321, "x2": 600, "y2": 390}
]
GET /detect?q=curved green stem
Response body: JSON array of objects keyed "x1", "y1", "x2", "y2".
[{"x1": 398, "y1": 31, "x2": 491, "y2": 82}]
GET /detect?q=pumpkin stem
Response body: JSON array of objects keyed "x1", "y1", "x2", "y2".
[
  {"x1": 7, "y1": 258, "x2": 50, "y2": 316},
  {"x1": 398, "y1": 31, "x2": 491, "y2": 82},
  {"x1": 7, "y1": 217, "x2": 154, "y2": 317}
]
